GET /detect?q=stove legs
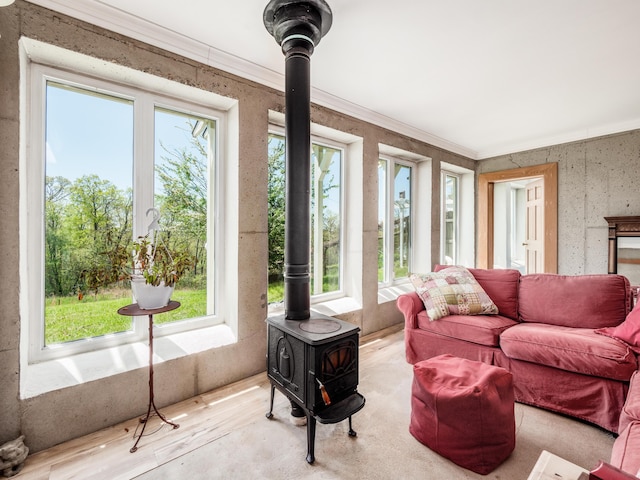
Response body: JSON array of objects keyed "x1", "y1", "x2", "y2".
[
  {"x1": 266, "y1": 381, "x2": 363, "y2": 464},
  {"x1": 348, "y1": 416, "x2": 357, "y2": 437},
  {"x1": 306, "y1": 414, "x2": 316, "y2": 464},
  {"x1": 265, "y1": 384, "x2": 275, "y2": 419}
]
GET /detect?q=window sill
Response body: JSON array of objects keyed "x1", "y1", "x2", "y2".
[
  {"x1": 22, "y1": 324, "x2": 236, "y2": 399},
  {"x1": 268, "y1": 295, "x2": 362, "y2": 318},
  {"x1": 377, "y1": 281, "x2": 414, "y2": 304}
]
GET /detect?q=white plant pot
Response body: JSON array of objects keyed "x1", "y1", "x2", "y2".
[{"x1": 131, "y1": 276, "x2": 174, "y2": 310}]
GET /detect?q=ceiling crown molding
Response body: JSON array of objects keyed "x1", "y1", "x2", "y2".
[{"x1": 25, "y1": 0, "x2": 478, "y2": 159}]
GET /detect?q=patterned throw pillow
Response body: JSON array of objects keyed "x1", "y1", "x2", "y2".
[{"x1": 409, "y1": 266, "x2": 499, "y2": 321}]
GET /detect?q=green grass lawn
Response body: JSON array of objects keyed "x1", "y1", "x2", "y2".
[
  {"x1": 45, "y1": 288, "x2": 207, "y2": 345},
  {"x1": 45, "y1": 283, "x2": 284, "y2": 345},
  {"x1": 44, "y1": 279, "x2": 328, "y2": 345}
]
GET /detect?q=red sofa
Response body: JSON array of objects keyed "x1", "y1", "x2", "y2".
[{"x1": 397, "y1": 267, "x2": 637, "y2": 434}]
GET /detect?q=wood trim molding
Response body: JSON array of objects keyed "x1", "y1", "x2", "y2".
[{"x1": 477, "y1": 163, "x2": 558, "y2": 273}]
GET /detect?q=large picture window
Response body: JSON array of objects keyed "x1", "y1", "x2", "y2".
[
  {"x1": 267, "y1": 132, "x2": 344, "y2": 303},
  {"x1": 28, "y1": 65, "x2": 221, "y2": 361},
  {"x1": 378, "y1": 157, "x2": 412, "y2": 284}
]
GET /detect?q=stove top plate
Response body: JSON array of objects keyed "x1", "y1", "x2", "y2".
[{"x1": 298, "y1": 318, "x2": 341, "y2": 334}]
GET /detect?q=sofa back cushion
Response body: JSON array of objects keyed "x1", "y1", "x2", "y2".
[
  {"x1": 435, "y1": 266, "x2": 520, "y2": 320},
  {"x1": 518, "y1": 273, "x2": 630, "y2": 328}
]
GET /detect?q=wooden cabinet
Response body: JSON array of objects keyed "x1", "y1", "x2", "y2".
[{"x1": 605, "y1": 216, "x2": 640, "y2": 287}]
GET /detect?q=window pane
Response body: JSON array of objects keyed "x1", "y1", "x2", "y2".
[
  {"x1": 378, "y1": 159, "x2": 387, "y2": 282},
  {"x1": 267, "y1": 134, "x2": 286, "y2": 304},
  {"x1": 153, "y1": 108, "x2": 214, "y2": 325},
  {"x1": 267, "y1": 134, "x2": 343, "y2": 303},
  {"x1": 44, "y1": 82, "x2": 134, "y2": 345},
  {"x1": 311, "y1": 144, "x2": 342, "y2": 294},
  {"x1": 393, "y1": 165, "x2": 411, "y2": 279},
  {"x1": 444, "y1": 174, "x2": 458, "y2": 264}
]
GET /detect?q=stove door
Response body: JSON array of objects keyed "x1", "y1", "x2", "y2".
[{"x1": 267, "y1": 325, "x2": 307, "y2": 406}]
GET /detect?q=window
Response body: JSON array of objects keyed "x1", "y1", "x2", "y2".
[
  {"x1": 267, "y1": 132, "x2": 344, "y2": 303},
  {"x1": 441, "y1": 172, "x2": 459, "y2": 265},
  {"x1": 378, "y1": 157, "x2": 413, "y2": 284},
  {"x1": 27, "y1": 64, "x2": 222, "y2": 362}
]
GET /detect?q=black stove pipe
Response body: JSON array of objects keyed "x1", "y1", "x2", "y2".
[{"x1": 264, "y1": 0, "x2": 332, "y2": 320}]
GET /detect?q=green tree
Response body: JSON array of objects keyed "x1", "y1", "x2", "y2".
[
  {"x1": 155, "y1": 130, "x2": 208, "y2": 277},
  {"x1": 66, "y1": 175, "x2": 132, "y2": 295},
  {"x1": 267, "y1": 136, "x2": 286, "y2": 281},
  {"x1": 45, "y1": 176, "x2": 71, "y2": 296}
]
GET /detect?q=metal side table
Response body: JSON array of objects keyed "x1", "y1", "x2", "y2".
[{"x1": 117, "y1": 301, "x2": 181, "y2": 452}]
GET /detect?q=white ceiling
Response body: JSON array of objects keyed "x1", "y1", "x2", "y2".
[{"x1": 27, "y1": 0, "x2": 640, "y2": 159}]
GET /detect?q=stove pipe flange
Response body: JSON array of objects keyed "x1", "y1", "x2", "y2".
[{"x1": 263, "y1": 0, "x2": 333, "y2": 320}]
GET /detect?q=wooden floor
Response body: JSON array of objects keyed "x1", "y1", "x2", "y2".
[{"x1": 15, "y1": 325, "x2": 404, "y2": 480}]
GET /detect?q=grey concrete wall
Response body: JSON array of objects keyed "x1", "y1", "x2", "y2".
[
  {"x1": 0, "y1": 1, "x2": 474, "y2": 452},
  {"x1": 477, "y1": 130, "x2": 640, "y2": 275}
]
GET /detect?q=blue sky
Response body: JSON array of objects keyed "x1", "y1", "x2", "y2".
[{"x1": 45, "y1": 83, "x2": 204, "y2": 193}]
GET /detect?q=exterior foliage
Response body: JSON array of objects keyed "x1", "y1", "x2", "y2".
[{"x1": 44, "y1": 125, "x2": 207, "y2": 298}]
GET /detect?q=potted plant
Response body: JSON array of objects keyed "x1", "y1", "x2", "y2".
[{"x1": 129, "y1": 232, "x2": 193, "y2": 309}]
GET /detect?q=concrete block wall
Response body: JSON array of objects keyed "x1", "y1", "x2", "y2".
[{"x1": 477, "y1": 130, "x2": 640, "y2": 275}]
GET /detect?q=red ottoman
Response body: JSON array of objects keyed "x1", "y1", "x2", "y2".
[{"x1": 410, "y1": 354, "x2": 515, "y2": 475}]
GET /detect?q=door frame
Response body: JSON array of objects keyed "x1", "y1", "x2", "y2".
[{"x1": 477, "y1": 163, "x2": 558, "y2": 273}]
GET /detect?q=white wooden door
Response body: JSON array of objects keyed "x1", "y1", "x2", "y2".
[{"x1": 525, "y1": 178, "x2": 544, "y2": 273}]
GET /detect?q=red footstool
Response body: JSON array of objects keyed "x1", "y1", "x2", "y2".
[{"x1": 410, "y1": 354, "x2": 515, "y2": 475}]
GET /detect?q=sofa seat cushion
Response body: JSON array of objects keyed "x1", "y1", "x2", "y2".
[
  {"x1": 500, "y1": 323, "x2": 637, "y2": 381},
  {"x1": 417, "y1": 311, "x2": 517, "y2": 347},
  {"x1": 518, "y1": 273, "x2": 630, "y2": 328}
]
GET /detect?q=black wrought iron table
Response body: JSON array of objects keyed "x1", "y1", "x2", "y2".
[{"x1": 117, "y1": 301, "x2": 181, "y2": 452}]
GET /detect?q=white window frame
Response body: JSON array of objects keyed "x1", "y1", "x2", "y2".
[
  {"x1": 441, "y1": 171, "x2": 460, "y2": 265},
  {"x1": 267, "y1": 127, "x2": 347, "y2": 304},
  {"x1": 378, "y1": 155, "x2": 414, "y2": 287},
  {"x1": 23, "y1": 55, "x2": 226, "y2": 363}
]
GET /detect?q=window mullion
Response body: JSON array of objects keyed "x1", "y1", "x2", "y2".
[
  {"x1": 132, "y1": 94, "x2": 155, "y2": 337},
  {"x1": 133, "y1": 94, "x2": 155, "y2": 238},
  {"x1": 386, "y1": 160, "x2": 395, "y2": 283}
]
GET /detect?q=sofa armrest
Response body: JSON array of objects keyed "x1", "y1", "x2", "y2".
[{"x1": 397, "y1": 292, "x2": 424, "y2": 329}]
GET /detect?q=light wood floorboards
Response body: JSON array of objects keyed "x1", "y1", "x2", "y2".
[{"x1": 15, "y1": 325, "x2": 404, "y2": 480}]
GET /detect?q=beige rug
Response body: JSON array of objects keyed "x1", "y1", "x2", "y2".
[{"x1": 134, "y1": 330, "x2": 615, "y2": 479}]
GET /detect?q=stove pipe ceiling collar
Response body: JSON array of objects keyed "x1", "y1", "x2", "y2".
[
  {"x1": 264, "y1": 0, "x2": 332, "y2": 55},
  {"x1": 263, "y1": 0, "x2": 332, "y2": 321}
]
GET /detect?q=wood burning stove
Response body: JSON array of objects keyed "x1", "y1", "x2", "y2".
[
  {"x1": 266, "y1": 314, "x2": 365, "y2": 463},
  {"x1": 263, "y1": 0, "x2": 365, "y2": 464}
]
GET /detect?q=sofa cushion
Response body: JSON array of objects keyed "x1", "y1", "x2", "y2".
[
  {"x1": 410, "y1": 266, "x2": 498, "y2": 321},
  {"x1": 500, "y1": 323, "x2": 637, "y2": 381},
  {"x1": 518, "y1": 273, "x2": 630, "y2": 328},
  {"x1": 417, "y1": 311, "x2": 517, "y2": 347},
  {"x1": 435, "y1": 266, "x2": 520, "y2": 321},
  {"x1": 597, "y1": 301, "x2": 640, "y2": 354},
  {"x1": 610, "y1": 421, "x2": 640, "y2": 476}
]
